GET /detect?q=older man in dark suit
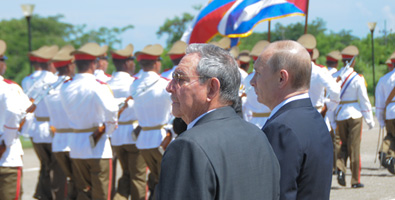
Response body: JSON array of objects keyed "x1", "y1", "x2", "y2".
[
  {"x1": 156, "y1": 43, "x2": 280, "y2": 200},
  {"x1": 250, "y1": 40, "x2": 333, "y2": 200}
]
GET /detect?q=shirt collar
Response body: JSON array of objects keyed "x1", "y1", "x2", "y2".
[
  {"x1": 187, "y1": 109, "x2": 217, "y2": 130},
  {"x1": 268, "y1": 93, "x2": 310, "y2": 120},
  {"x1": 75, "y1": 73, "x2": 96, "y2": 80}
]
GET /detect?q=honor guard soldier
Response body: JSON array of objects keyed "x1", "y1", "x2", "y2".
[
  {"x1": 297, "y1": 34, "x2": 340, "y2": 117},
  {"x1": 326, "y1": 50, "x2": 342, "y2": 75},
  {"x1": 375, "y1": 52, "x2": 395, "y2": 174},
  {"x1": 60, "y1": 43, "x2": 118, "y2": 199},
  {"x1": 130, "y1": 44, "x2": 172, "y2": 199},
  {"x1": 21, "y1": 45, "x2": 49, "y2": 92},
  {"x1": 94, "y1": 50, "x2": 112, "y2": 82},
  {"x1": 108, "y1": 44, "x2": 147, "y2": 200},
  {"x1": 161, "y1": 40, "x2": 187, "y2": 79},
  {"x1": 43, "y1": 45, "x2": 77, "y2": 199},
  {"x1": 241, "y1": 40, "x2": 271, "y2": 127},
  {"x1": 333, "y1": 45, "x2": 375, "y2": 188},
  {"x1": 0, "y1": 39, "x2": 31, "y2": 200},
  {"x1": 27, "y1": 45, "x2": 60, "y2": 199}
]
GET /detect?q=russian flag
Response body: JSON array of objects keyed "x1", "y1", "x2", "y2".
[{"x1": 218, "y1": 0, "x2": 308, "y2": 38}]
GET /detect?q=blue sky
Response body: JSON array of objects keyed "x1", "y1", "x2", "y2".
[{"x1": 1, "y1": 0, "x2": 394, "y2": 51}]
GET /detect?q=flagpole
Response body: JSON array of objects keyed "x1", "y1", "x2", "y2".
[
  {"x1": 268, "y1": 20, "x2": 271, "y2": 42},
  {"x1": 304, "y1": 0, "x2": 310, "y2": 34}
]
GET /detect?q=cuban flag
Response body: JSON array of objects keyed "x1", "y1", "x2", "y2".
[
  {"x1": 181, "y1": 0, "x2": 307, "y2": 44},
  {"x1": 218, "y1": 0, "x2": 307, "y2": 38}
]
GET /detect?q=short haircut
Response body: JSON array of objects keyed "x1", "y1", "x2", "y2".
[
  {"x1": 75, "y1": 60, "x2": 95, "y2": 73},
  {"x1": 266, "y1": 40, "x2": 311, "y2": 90},
  {"x1": 186, "y1": 43, "x2": 240, "y2": 106},
  {"x1": 112, "y1": 59, "x2": 128, "y2": 71},
  {"x1": 326, "y1": 60, "x2": 337, "y2": 68},
  {"x1": 139, "y1": 59, "x2": 156, "y2": 71},
  {"x1": 171, "y1": 58, "x2": 182, "y2": 66},
  {"x1": 32, "y1": 62, "x2": 49, "y2": 70},
  {"x1": 55, "y1": 65, "x2": 68, "y2": 75}
]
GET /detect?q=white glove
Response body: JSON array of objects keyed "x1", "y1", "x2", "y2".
[{"x1": 368, "y1": 121, "x2": 375, "y2": 130}]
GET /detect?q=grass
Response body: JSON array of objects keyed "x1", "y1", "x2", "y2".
[{"x1": 20, "y1": 136, "x2": 33, "y2": 149}]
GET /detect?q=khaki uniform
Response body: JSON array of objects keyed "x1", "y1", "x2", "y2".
[{"x1": 332, "y1": 67, "x2": 374, "y2": 185}]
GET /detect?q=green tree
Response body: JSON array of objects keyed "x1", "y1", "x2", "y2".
[{"x1": 156, "y1": 13, "x2": 194, "y2": 47}]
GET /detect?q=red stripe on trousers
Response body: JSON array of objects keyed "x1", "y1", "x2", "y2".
[
  {"x1": 358, "y1": 123, "x2": 363, "y2": 183},
  {"x1": 145, "y1": 167, "x2": 149, "y2": 200},
  {"x1": 14, "y1": 167, "x2": 22, "y2": 200},
  {"x1": 107, "y1": 159, "x2": 113, "y2": 200}
]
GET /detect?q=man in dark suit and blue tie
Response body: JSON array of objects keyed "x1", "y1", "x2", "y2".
[
  {"x1": 156, "y1": 43, "x2": 280, "y2": 200},
  {"x1": 250, "y1": 40, "x2": 333, "y2": 200}
]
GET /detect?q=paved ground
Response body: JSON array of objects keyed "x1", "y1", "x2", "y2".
[{"x1": 20, "y1": 118, "x2": 395, "y2": 200}]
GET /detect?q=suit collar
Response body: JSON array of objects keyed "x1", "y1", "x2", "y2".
[
  {"x1": 263, "y1": 98, "x2": 312, "y2": 129},
  {"x1": 193, "y1": 106, "x2": 236, "y2": 128}
]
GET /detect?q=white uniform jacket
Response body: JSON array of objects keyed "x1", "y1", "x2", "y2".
[
  {"x1": 130, "y1": 71, "x2": 172, "y2": 149},
  {"x1": 375, "y1": 70, "x2": 395, "y2": 127},
  {"x1": 94, "y1": 69, "x2": 111, "y2": 83},
  {"x1": 0, "y1": 77, "x2": 31, "y2": 167},
  {"x1": 28, "y1": 70, "x2": 58, "y2": 143},
  {"x1": 107, "y1": 72, "x2": 138, "y2": 146},
  {"x1": 309, "y1": 62, "x2": 340, "y2": 112},
  {"x1": 44, "y1": 76, "x2": 72, "y2": 152},
  {"x1": 60, "y1": 73, "x2": 118, "y2": 159},
  {"x1": 332, "y1": 67, "x2": 375, "y2": 127}
]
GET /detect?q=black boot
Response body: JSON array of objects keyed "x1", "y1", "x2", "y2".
[{"x1": 337, "y1": 170, "x2": 346, "y2": 186}]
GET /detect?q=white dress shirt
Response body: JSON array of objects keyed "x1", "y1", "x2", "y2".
[{"x1": 94, "y1": 69, "x2": 111, "y2": 83}]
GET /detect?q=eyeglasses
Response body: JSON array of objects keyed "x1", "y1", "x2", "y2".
[{"x1": 171, "y1": 72, "x2": 208, "y2": 86}]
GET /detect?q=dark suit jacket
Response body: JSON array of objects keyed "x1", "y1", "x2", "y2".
[
  {"x1": 262, "y1": 98, "x2": 333, "y2": 200},
  {"x1": 156, "y1": 106, "x2": 280, "y2": 200}
]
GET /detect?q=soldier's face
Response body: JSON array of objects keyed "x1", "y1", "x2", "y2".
[{"x1": 166, "y1": 53, "x2": 209, "y2": 124}]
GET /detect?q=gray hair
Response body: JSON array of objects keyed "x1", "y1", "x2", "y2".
[
  {"x1": 266, "y1": 40, "x2": 311, "y2": 90},
  {"x1": 186, "y1": 43, "x2": 241, "y2": 105}
]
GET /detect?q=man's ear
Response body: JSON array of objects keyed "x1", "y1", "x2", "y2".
[
  {"x1": 279, "y1": 69, "x2": 289, "y2": 88},
  {"x1": 207, "y1": 78, "x2": 220, "y2": 102}
]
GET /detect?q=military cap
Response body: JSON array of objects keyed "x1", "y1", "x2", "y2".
[
  {"x1": 135, "y1": 44, "x2": 164, "y2": 61},
  {"x1": 297, "y1": 34, "x2": 316, "y2": 51},
  {"x1": 209, "y1": 37, "x2": 231, "y2": 50},
  {"x1": 52, "y1": 45, "x2": 75, "y2": 68},
  {"x1": 239, "y1": 50, "x2": 251, "y2": 63},
  {"x1": 326, "y1": 50, "x2": 341, "y2": 62},
  {"x1": 229, "y1": 46, "x2": 239, "y2": 59},
  {"x1": 111, "y1": 44, "x2": 134, "y2": 60},
  {"x1": 71, "y1": 43, "x2": 108, "y2": 61},
  {"x1": 0, "y1": 40, "x2": 7, "y2": 60},
  {"x1": 312, "y1": 48, "x2": 319, "y2": 61},
  {"x1": 250, "y1": 40, "x2": 270, "y2": 61},
  {"x1": 29, "y1": 45, "x2": 59, "y2": 63},
  {"x1": 389, "y1": 51, "x2": 395, "y2": 63},
  {"x1": 167, "y1": 41, "x2": 186, "y2": 60},
  {"x1": 385, "y1": 59, "x2": 392, "y2": 67},
  {"x1": 341, "y1": 45, "x2": 359, "y2": 59}
]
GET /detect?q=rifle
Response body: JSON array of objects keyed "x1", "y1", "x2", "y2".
[
  {"x1": 336, "y1": 56, "x2": 355, "y2": 83},
  {"x1": 158, "y1": 129, "x2": 173, "y2": 155},
  {"x1": 0, "y1": 140, "x2": 6, "y2": 159},
  {"x1": 89, "y1": 124, "x2": 106, "y2": 148},
  {"x1": 18, "y1": 76, "x2": 69, "y2": 132},
  {"x1": 118, "y1": 96, "x2": 133, "y2": 119}
]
